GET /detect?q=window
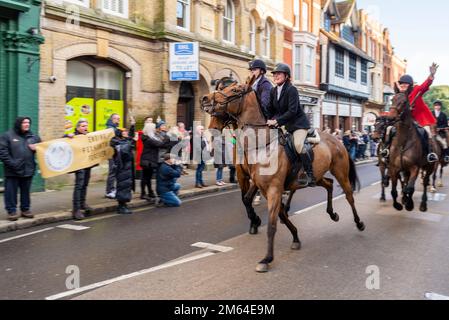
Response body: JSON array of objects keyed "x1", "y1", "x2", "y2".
[
  {"x1": 361, "y1": 60, "x2": 368, "y2": 85},
  {"x1": 223, "y1": 0, "x2": 235, "y2": 43},
  {"x1": 249, "y1": 16, "x2": 256, "y2": 54},
  {"x1": 305, "y1": 46, "x2": 313, "y2": 82},
  {"x1": 324, "y1": 13, "x2": 331, "y2": 32},
  {"x1": 293, "y1": 0, "x2": 300, "y2": 29},
  {"x1": 335, "y1": 48, "x2": 344, "y2": 78},
  {"x1": 302, "y1": 2, "x2": 309, "y2": 32},
  {"x1": 65, "y1": 0, "x2": 89, "y2": 7},
  {"x1": 349, "y1": 53, "x2": 357, "y2": 82},
  {"x1": 262, "y1": 21, "x2": 271, "y2": 58},
  {"x1": 342, "y1": 25, "x2": 355, "y2": 44},
  {"x1": 177, "y1": 0, "x2": 190, "y2": 29},
  {"x1": 294, "y1": 45, "x2": 301, "y2": 81},
  {"x1": 101, "y1": 0, "x2": 128, "y2": 18}
]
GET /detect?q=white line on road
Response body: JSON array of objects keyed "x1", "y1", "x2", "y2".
[
  {"x1": 292, "y1": 195, "x2": 346, "y2": 216},
  {"x1": 57, "y1": 224, "x2": 90, "y2": 231},
  {"x1": 425, "y1": 292, "x2": 449, "y2": 300},
  {"x1": 0, "y1": 227, "x2": 54, "y2": 244},
  {"x1": 45, "y1": 251, "x2": 216, "y2": 300},
  {"x1": 191, "y1": 242, "x2": 234, "y2": 253},
  {"x1": 371, "y1": 181, "x2": 381, "y2": 186}
]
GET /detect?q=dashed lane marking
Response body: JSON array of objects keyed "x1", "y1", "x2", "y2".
[
  {"x1": 57, "y1": 224, "x2": 90, "y2": 231},
  {"x1": 45, "y1": 251, "x2": 216, "y2": 300},
  {"x1": 191, "y1": 242, "x2": 234, "y2": 253},
  {"x1": 0, "y1": 227, "x2": 54, "y2": 244}
]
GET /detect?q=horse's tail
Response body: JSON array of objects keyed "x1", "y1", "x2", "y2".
[{"x1": 348, "y1": 157, "x2": 361, "y2": 192}]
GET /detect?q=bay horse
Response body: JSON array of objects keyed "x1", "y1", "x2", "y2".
[
  {"x1": 200, "y1": 77, "x2": 365, "y2": 273},
  {"x1": 371, "y1": 116, "x2": 392, "y2": 202},
  {"x1": 386, "y1": 92, "x2": 437, "y2": 212},
  {"x1": 431, "y1": 127, "x2": 449, "y2": 192}
]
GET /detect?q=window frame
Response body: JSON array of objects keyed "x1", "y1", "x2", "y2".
[
  {"x1": 305, "y1": 45, "x2": 314, "y2": 83},
  {"x1": 294, "y1": 44, "x2": 301, "y2": 81},
  {"x1": 302, "y1": 2, "x2": 309, "y2": 32},
  {"x1": 349, "y1": 53, "x2": 357, "y2": 82},
  {"x1": 176, "y1": 0, "x2": 191, "y2": 31},
  {"x1": 249, "y1": 15, "x2": 256, "y2": 54},
  {"x1": 223, "y1": 0, "x2": 235, "y2": 44},
  {"x1": 335, "y1": 48, "x2": 345, "y2": 78},
  {"x1": 101, "y1": 0, "x2": 129, "y2": 19},
  {"x1": 262, "y1": 21, "x2": 271, "y2": 58}
]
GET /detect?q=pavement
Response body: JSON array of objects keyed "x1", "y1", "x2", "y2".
[
  {"x1": 0, "y1": 167, "x2": 239, "y2": 234},
  {"x1": 0, "y1": 159, "x2": 375, "y2": 234},
  {"x1": 72, "y1": 166, "x2": 449, "y2": 300}
]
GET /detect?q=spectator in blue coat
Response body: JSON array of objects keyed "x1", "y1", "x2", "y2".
[{"x1": 156, "y1": 153, "x2": 182, "y2": 207}]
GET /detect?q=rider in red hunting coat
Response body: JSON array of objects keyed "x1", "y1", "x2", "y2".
[{"x1": 382, "y1": 63, "x2": 440, "y2": 163}]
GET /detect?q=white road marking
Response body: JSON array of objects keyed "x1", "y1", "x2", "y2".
[
  {"x1": 57, "y1": 224, "x2": 90, "y2": 231},
  {"x1": 425, "y1": 292, "x2": 449, "y2": 300},
  {"x1": 191, "y1": 242, "x2": 234, "y2": 253},
  {"x1": 292, "y1": 195, "x2": 346, "y2": 216},
  {"x1": 74, "y1": 214, "x2": 117, "y2": 223},
  {"x1": 0, "y1": 227, "x2": 54, "y2": 244},
  {"x1": 371, "y1": 181, "x2": 381, "y2": 186},
  {"x1": 45, "y1": 251, "x2": 215, "y2": 300}
]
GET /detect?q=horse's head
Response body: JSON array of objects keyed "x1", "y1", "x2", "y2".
[
  {"x1": 200, "y1": 76, "x2": 256, "y2": 119},
  {"x1": 390, "y1": 92, "x2": 410, "y2": 121},
  {"x1": 372, "y1": 116, "x2": 390, "y2": 141}
]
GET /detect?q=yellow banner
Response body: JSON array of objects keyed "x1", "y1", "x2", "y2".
[{"x1": 36, "y1": 129, "x2": 115, "y2": 179}]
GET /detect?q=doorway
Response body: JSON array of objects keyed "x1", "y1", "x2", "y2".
[{"x1": 177, "y1": 82, "x2": 195, "y2": 131}]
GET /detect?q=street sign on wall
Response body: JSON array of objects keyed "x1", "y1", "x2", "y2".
[{"x1": 169, "y1": 42, "x2": 199, "y2": 81}]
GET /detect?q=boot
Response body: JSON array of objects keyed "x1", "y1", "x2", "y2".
[
  {"x1": 21, "y1": 211, "x2": 34, "y2": 219},
  {"x1": 117, "y1": 203, "x2": 132, "y2": 215},
  {"x1": 8, "y1": 213, "x2": 20, "y2": 222},
  {"x1": 81, "y1": 204, "x2": 93, "y2": 216},
  {"x1": 299, "y1": 152, "x2": 316, "y2": 188},
  {"x1": 72, "y1": 209, "x2": 85, "y2": 221}
]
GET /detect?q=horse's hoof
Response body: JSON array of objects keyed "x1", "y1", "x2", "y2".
[
  {"x1": 430, "y1": 187, "x2": 437, "y2": 193},
  {"x1": 393, "y1": 203, "x2": 403, "y2": 211},
  {"x1": 437, "y1": 181, "x2": 443, "y2": 188},
  {"x1": 357, "y1": 222, "x2": 366, "y2": 232},
  {"x1": 380, "y1": 197, "x2": 386, "y2": 203},
  {"x1": 291, "y1": 242, "x2": 301, "y2": 250},
  {"x1": 405, "y1": 202, "x2": 414, "y2": 212},
  {"x1": 420, "y1": 204, "x2": 428, "y2": 212},
  {"x1": 256, "y1": 263, "x2": 269, "y2": 273},
  {"x1": 331, "y1": 213, "x2": 340, "y2": 222},
  {"x1": 249, "y1": 227, "x2": 258, "y2": 235}
]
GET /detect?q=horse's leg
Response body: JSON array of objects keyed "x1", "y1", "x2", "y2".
[
  {"x1": 390, "y1": 171, "x2": 403, "y2": 211},
  {"x1": 420, "y1": 168, "x2": 432, "y2": 212},
  {"x1": 284, "y1": 190, "x2": 295, "y2": 215},
  {"x1": 333, "y1": 170, "x2": 365, "y2": 231},
  {"x1": 379, "y1": 163, "x2": 387, "y2": 202},
  {"x1": 278, "y1": 202, "x2": 301, "y2": 250},
  {"x1": 431, "y1": 164, "x2": 438, "y2": 193},
  {"x1": 256, "y1": 187, "x2": 282, "y2": 273},
  {"x1": 237, "y1": 168, "x2": 261, "y2": 235},
  {"x1": 403, "y1": 167, "x2": 419, "y2": 212},
  {"x1": 317, "y1": 178, "x2": 339, "y2": 222},
  {"x1": 438, "y1": 165, "x2": 444, "y2": 187}
]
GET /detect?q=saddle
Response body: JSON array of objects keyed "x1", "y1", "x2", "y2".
[{"x1": 282, "y1": 129, "x2": 319, "y2": 189}]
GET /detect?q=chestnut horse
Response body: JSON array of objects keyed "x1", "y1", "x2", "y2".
[{"x1": 200, "y1": 77, "x2": 365, "y2": 272}]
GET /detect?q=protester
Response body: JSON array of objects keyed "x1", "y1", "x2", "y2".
[
  {"x1": 156, "y1": 153, "x2": 183, "y2": 207},
  {"x1": 64, "y1": 119, "x2": 95, "y2": 220},
  {"x1": 194, "y1": 125, "x2": 210, "y2": 188},
  {"x1": 105, "y1": 113, "x2": 122, "y2": 199},
  {"x1": 0, "y1": 117, "x2": 41, "y2": 221},
  {"x1": 110, "y1": 124, "x2": 136, "y2": 214}
]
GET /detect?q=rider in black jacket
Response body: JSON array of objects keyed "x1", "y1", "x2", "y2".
[
  {"x1": 266, "y1": 63, "x2": 315, "y2": 187},
  {"x1": 432, "y1": 100, "x2": 449, "y2": 162},
  {"x1": 0, "y1": 117, "x2": 41, "y2": 221}
]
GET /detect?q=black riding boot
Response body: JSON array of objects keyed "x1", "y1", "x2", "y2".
[{"x1": 299, "y1": 152, "x2": 316, "y2": 188}]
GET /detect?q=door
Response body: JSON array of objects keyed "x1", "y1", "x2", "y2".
[{"x1": 177, "y1": 82, "x2": 195, "y2": 131}]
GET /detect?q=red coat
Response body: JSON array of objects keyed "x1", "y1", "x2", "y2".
[{"x1": 410, "y1": 77, "x2": 436, "y2": 127}]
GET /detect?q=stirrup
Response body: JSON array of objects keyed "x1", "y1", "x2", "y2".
[{"x1": 427, "y1": 153, "x2": 439, "y2": 163}]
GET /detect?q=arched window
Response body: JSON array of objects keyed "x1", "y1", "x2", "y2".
[
  {"x1": 249, "y1": 16, "x2": 256, "y2": 54},
  {"x1": 223, "y1": 0, "x2": 235, "y2": 43},
  {"x1": 262, "y1": 21, "x2": 271, "y2": 58}
]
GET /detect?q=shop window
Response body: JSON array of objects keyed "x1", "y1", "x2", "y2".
[{"x1": 65, "y1": 59, "x2": 125, "y2": 135}]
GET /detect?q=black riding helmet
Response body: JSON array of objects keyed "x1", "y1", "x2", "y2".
[
  {"x1": 271, "y1": 63, "x2": 291, "y2": 78},
  {"x1": 248, "y1": 59, "x2": 267, "y2": 73},
  {"x1": 398, "y1": 74, "x2": 414, "y2": 85},
  {"x1": 434, "y1": 100, "x2": 443, "y2": 107}
]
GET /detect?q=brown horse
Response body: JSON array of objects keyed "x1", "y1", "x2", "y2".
[
  {"x1": 201, "y1": 77, "x2": 365, "y2": 272},
  {"x1": 386, "y1": 92, "x2": 437, "y2": 212}
]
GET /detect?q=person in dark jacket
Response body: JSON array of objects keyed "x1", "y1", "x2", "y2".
[
  {"x1": 140, "y1": 122, "x2": 168, "y2": 200},
  {"x1": 110, "y1": 125, "x2": 136, "y2": 214},
  {"x1": 266, "y1": 63, "x2": 315, "y2": 187},
  {"x1": 105, "y1": 113, "x2": 122, "y2": 199},
  {"x1": 64, "y1": 119, "x2": 94, "y2": 220},
  {"x1": 156, "y1": 153, "x2": 182, "y2": 207},
  {"x1": 0, "y1": 117, "x2": 41, "y2": 221},
  {"x1": 432, "y1": 100, "x2": 449, "y2": 161},
  {"x1": 249, "y1": 59, "x2": 273, "y2": 118},
  {"x1": 194, "y1": 125, "x2": 211, "y2": 188}
]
